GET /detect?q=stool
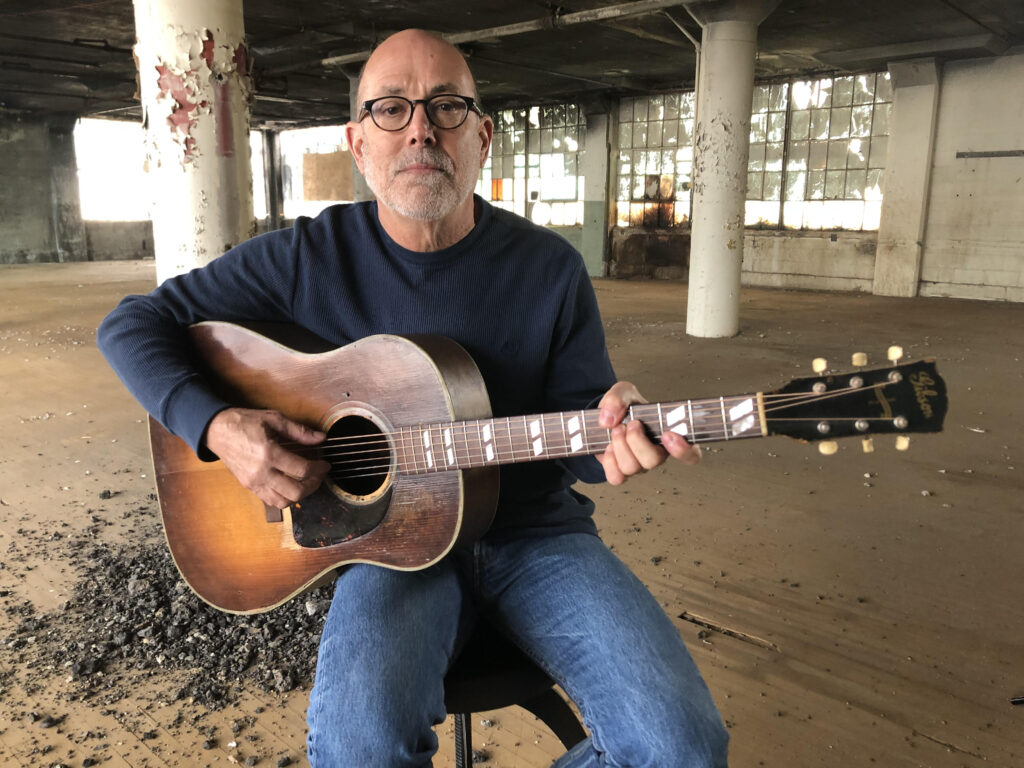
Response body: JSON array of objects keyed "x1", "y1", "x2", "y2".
[{"x1": 443, "y1": 621, "x2": 587, "y2": 767}]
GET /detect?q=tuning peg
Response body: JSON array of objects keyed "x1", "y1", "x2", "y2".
[
  {"x1": 887, "y1": 345, "x2": 904, "y2": 363},
  {"x1": 812, "y1": 357, "x2": 828, "y2": 373},
  {"x1": 851, "y1": 352, "x2": 867, "y2": 367},
  {"x1": 895, "y1": 435, "x2": 911, "y2": 451},
  {"x1": 818, "y1": 440, "x2": 838, "y2": 455},
  {"x1": 861, "y1": 437, "x2": 874, "y2": 453}
]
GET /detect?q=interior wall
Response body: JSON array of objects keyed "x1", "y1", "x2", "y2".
[
  {"x1": 920, "y1": 51, "x2": 1024, "y2": 301},
  {"x1": 85, "y1": 221, "x2": 155, "y2": 261},
  {"x1": 58, "y1": 52, "x2": 1024, "y2": 303}
]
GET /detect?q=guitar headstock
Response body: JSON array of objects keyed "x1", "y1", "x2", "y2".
[{"x1": 765, "y1": 352, "x2": 947, "y2": 453}]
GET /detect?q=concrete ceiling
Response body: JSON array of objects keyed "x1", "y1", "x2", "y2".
[{"x1": 0, "y1": 0, "x2": 1021, "y2": 128}]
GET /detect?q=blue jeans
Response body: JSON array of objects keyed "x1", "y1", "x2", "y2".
[{"x1": 306, "y1": 532, "x2": 729, "y2": 767}]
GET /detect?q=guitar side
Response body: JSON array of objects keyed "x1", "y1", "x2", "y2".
[{"x1": 150, "y1": 325, "x2": 498, "y2": 614}]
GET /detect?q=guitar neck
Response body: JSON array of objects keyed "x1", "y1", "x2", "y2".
[{"x1": 397, "y1": 393, "x2": 766, "y2": 474}]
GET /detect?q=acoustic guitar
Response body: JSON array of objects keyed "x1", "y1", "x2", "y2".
[{"x1": 150, "y1": 322, "x2": 948, "y2": 613}]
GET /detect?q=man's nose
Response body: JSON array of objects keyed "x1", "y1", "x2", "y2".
[{"x1": 405, "y1": 102, "x2": 436, "y2": 144}]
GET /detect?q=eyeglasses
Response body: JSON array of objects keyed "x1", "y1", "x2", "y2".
[{"x1": 358, "y1": 94, "x2": 483, "y2": 131}]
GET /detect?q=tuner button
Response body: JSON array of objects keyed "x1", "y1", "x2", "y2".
[
  {"x1": 852, "y1": 352, "x2": 868, "y2": 367},
  {"x1": 887, "y1": 345, "x2": 904, "y2": 362},
  {"x1": 861, "y1": 437, "x2": 874, "y2": 453},
  {"x1": 818, "y1": 441, "x2": 839, "y2": 456},
  {"x1": 812, "y1": 357, "x2": 828, "y2": 373},
  {"x1": 895, "y1": 435, "x2": 911, "y2": 451}
]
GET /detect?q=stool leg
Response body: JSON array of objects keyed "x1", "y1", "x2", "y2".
[
  {"x1": 520, "y1": 688, "x2": 588, "y2": 750},
  {"x1": 454, "y1": 712, "x2": 473, "y2": 768}
]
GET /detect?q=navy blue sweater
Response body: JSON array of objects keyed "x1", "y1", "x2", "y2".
[{"x1": 98, "y1": 197, "x2": 617, "y2": 538}]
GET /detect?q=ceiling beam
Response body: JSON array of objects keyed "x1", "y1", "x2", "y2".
[{"x1": 317, "y1": 0, "x2": 690, "y2": 69}]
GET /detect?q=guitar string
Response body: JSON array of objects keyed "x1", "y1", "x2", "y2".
[
  {"x1": 281, "y1": 383, "x2": 883, "y2": 455},
  {"x1": 284, "y1": 381, "x2": 890, "y2": 461},
  {"x1": 296, "y1": 383, "x2": 901, "y2": 480}
]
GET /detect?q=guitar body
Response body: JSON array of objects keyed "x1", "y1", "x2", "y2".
[{"x1": 150, "y1": 322, "x2": 498, "y2": 614}]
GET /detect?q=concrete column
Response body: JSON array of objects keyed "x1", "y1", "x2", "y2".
[
  {"x1": 132, "y1": 0, "x2": 254, "y2": 285},
  {"x1": 0, "y1": 115, "x2": 86, "y2": 264},
  {"x1": 48, "y1": 118, "x2": 88, "y2": 263},
  {"x1": 262, "y1": 129, "x2": 285, "y2": 230},
  {"x1": 684, "y1": 0, "x2": 777, "y2": 338},
  {"x1": 347, "y1": 73, "x2": 376, "y2": 203},
  {"x1": 580, "y1": 109, "x2": 611, "y2": 277},
  {"x1": 873, "y1": 59, "x2": 941, "y2": 297}
]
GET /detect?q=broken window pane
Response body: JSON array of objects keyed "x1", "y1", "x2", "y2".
[
  {"x1": 847, "y1": 138, "x2": 867, "y2": 169},
  {"x1": 649, "y1": 120, "x2": 663, "y2": 147},
  {"x1": 810, "y1": 109, "x2": 830, "y2": 140},
  {"x1": 751, "y1": 85, "x2": 769, "y2": 114},
  {"x1": 790, "y1": 109, "x2": 810, "y2": 140},
  {"x1": 833, "y1": 76, "x2": 854, "y2": 106},
  {"x1": 748, "y1": 142, "x2": 766, "y2": 172},
  {"x1": 825, "y1": 170, "x2": 846, "y2": 199},
  {"x1": 865, "y1": 168, "x2": 884, "y2": 200},
  {"x1": 808, "y1": 140, "x2": 828, "y2": 170},
  {"x1": 747, "y1": 172, "x2": 763, "y2": 199},
  {"x1": 750, "y1": 112, "x2": 767, "y2": 143},
  {"x1": 845, "y1": 169, "x2": 867, "y2": 199},
  {"x1": 827, "y1": 140, "x2": 848, "y2": 169},
  {"x1": 876, "y1": 72, "x2": 893, "y2": 102},
  {"x1": 770, "y1": 82, "x2": 788, "y2": 112},
  {"x1": 664, "y1": 93, "x2": 680, "y2": 120},
  {"x1": 787, "y1": 140, "x2": 809, "y2": 171},
  {"x1": 619, "y1": 122, "x2": 632, "y2": 149},
  {"x1": 633, "y1": 97, "x2": 649, "y2": 122},
  {"x1": 829, "y1": 107, "x2": 851, "y2": 139},
  {"x1": 807, "y1": 170, "x2": 825, "y2": 199},
  {"x1": 853, "y1": 74, "x2": 875, "y2": 105},
  {"x1": 872, "y1": 103, "x2": 891, "y2": 136},
  {"x1": 786, "y1": 170, "x2": 807, "y2": 200},
  {"x1": 851, "y1": 104, "x2": 873, "y2": 137}
]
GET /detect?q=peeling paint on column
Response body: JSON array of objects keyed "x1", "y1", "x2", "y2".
[{"x1": 133, "y1": 0, "x2": 254, "y2": 284}]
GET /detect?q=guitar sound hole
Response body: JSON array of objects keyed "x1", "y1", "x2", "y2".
[{"x1": 326, "y1": 415, "x2": 389, "y2": 498}]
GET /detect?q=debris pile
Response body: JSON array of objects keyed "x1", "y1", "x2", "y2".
[{"x1": 4, "y1": 533, "x2": 333, "y2": 710}]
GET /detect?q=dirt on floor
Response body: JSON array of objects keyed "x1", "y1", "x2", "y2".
[{"x1": 0, "y1": 260, "x2": 1021, "y2": 768}]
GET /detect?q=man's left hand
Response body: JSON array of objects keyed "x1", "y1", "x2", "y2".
[{"x1": 596, "y1": 381, "x2": 701, "y2": 486}]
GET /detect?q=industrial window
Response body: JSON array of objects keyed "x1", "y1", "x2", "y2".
[
  {"x1": 747, "y1": 72, "x2": 892, "y2": 230},
  {"x1": 614, "y1": 93, "x2": 695, "y2": 227},
  {"x1": 477, "y1": 103, "x2": 585, "y2": 226}
]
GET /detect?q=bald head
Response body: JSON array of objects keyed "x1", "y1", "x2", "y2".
[{"x1": 357, "y1": 29, "x2": 480, "y2": 107}]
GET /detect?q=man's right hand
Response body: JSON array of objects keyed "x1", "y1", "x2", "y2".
[{"x1": 204, "y1": 407, "x2": 331, "y2": 509}]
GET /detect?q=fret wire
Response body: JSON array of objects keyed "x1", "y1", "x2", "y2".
[
  {"x1": 505, "y1": 416, "x2": 515, "y2": 463},
  {"x1": 522, "y1": 414, "x2": 531, "y2": 459},
  {"x1": 718, "y1": 397, "x2": 729, "y2": 440},
  {"x1": 540, "y1": 412, "x2": 549, "y2": 458},
  {"x1": 580, "y1": 409, "x2": 590, "y2": 454},
  {"x1": 461, "y1": 419, "x2": 472, "y2": 469},
  {"x1": 475, "y1": 419, "x2": 484, "y2": 466},
  {"x1": 657, "y1": 402, "x2": 665, "y2": 435}
]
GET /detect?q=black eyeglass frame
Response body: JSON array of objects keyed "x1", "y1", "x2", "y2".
[{"x1": 357, "y1": 94, "x2": 483, "y2": 131}]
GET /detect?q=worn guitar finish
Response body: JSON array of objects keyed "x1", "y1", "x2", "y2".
[{"x1": 151, "y1": 322, "x2": 948, "y2": 614}]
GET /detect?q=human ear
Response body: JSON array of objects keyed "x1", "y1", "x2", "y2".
[{"x1": 345, "y1": 121, "x2": 366, "y2": 173}]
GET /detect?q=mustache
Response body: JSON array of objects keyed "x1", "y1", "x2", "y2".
[{"x1": 395, "y1": 149, "x2": 454, "y2": 176}]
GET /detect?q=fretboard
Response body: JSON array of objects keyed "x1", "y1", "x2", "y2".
[{"x1": 396, "y1": 393, "x2": 766, "y2": 475}]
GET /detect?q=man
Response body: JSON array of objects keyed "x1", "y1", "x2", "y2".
[{"x1": 99, "y1": 29, "x2": 728, "y2": 767}]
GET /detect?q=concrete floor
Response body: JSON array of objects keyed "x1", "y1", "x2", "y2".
[{"x1": 1, "y1": 261, "x2": 1022, "y2": 767}]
